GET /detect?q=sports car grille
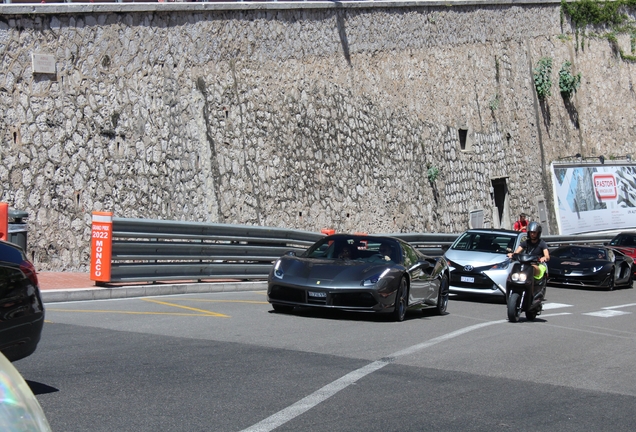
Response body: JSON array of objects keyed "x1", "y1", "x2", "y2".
[
  {"x1": 268, "y1": 285, "x2": 304, "y2": 303},
  {"x1": 331, "y1": 292, "x2": 377, "y2": 308}
]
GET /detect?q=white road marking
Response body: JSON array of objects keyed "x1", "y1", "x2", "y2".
[
  {"x1": 602, "y1": 303, "x2": 636, "y2": 310},
  {"x1": 583, "y1": 310, "x2": 631, "y2": 318},
  {"x1": 579, "y1": 303, "x2": 636, "y2": 318},
  {"x1": 542, "y1": 302, "x2": 573, "y2": 310},
  {"x1": 241, "y1": 320, "x2": 509, "y2": 432},
  {"x1": 540, "y1": 312, "x2": 572, "y2": 317}
]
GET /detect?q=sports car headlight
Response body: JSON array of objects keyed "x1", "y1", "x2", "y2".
[
  {"x1": 273, "y1": 260, "x2": 284, "y2": 279},
  {"x1": 511, "y1": 272, "x2": 527, "y2": 282},
  {"x1": 592, "y1": 266, "x2": 604, "y2": 273},
  {"x1": 362, "y1": 269, "x2": 391, "y2": 287}
]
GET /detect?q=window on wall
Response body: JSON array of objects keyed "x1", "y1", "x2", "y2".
[
  {"x1": 459, "y1": 128, "x2": 468, "y2": 150},
  {"x1": 458, "y1": 128, "x2": 473, "y2": 152},
  {"x1": 491, "y1": 178, "x2": 508, "y2": 228}
]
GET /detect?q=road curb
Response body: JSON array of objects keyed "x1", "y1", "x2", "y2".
[{"x1": 41, "y1": 281, "x2": 268, "y2": 303}]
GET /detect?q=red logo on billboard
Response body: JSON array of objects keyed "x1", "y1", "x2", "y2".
[{"x1": 593, "y1": 173, "x2": 618, "y2": 202}]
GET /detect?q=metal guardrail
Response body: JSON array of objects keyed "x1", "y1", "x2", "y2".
[
  {"x1": 102, "y1": 218, "x2": 616, "y2": 285},
  {"x1": 106, "y1": 218, "x2": 323, "y2": 283}
]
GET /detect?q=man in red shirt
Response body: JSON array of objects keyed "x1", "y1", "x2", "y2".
[{"x1": 513, "y1": 213, "x2": 528, "y2": 232}]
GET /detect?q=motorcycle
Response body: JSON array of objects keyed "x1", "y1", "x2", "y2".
[{"x1": 506, "y1": 253, "x2": 547, "y2": 322}]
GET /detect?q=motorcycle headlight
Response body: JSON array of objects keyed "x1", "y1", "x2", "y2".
[
  {"x1": 273, "y1": 260, "x2": 284, "y2": 279},
  {"x1": 511, "y1": 272, "x2": 527, "y2": 282},
  {"x1": 362, "y1": 268, "x2": 390, "y2": 287}
]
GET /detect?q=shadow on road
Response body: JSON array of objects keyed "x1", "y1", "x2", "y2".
[{"x1": 26, "y1": 380, "x2": 59, "y2": 396}]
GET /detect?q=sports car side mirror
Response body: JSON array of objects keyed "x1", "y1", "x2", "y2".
[{"x1": 410, "y1": 260, "x2": 431, "y2": 272}]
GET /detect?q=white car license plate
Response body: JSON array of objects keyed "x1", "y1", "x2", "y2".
[
  {"x1": 308, "y1": 291, "x2": 326, "y2": 298},
  {"x1": 461, "y1": 276, "x2": 475, "y2": 283}
]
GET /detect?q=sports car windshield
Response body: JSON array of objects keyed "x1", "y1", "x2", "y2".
[
  {"x1": 304, "y1": 237, "x2": 400, "y2": 263},
  {"x1": 451, "y1": 232, "x2": 516, "y2": 254},
  {"x1": 552, "y1": 246, "x2": 608, "y2": 260}
]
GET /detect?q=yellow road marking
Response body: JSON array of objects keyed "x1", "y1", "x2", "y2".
[
  {"x1": 142, "y1": 298, "x2": 229, "y2": 317},
  {"x1": 154, "y1": 298, "x2": 268, "y2": 305},
  {"x1": 47, "y1": 297, "x2": 268, "y2": 318},
  {"x1": 46, "y1": 309, "x2": 220, "y2": 317}
]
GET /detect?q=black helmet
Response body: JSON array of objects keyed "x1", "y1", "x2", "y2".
[{"x1": 527, "y1": 221, "x2": 542, "y2": 239}]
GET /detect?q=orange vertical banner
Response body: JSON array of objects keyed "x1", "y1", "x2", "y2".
[
  {"x1": 90, "y1": 211, "x2": 113, "y2": 282},
  {"x1": 0, "y1": 202, "x2": 8, "y2": 241}
]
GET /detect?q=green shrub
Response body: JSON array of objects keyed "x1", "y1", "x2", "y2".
[
  {"x1": 534, "y1": 57, "x2": 553, "y2": 100},
  {"x1": 558, "y1": 61, "x2": 582, "y2": 97}
]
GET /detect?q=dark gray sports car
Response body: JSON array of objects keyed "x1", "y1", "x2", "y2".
[
  {"x1": 547, "y1": 245, "x2": 634, "y2": 290},
  {"x1": 267, "y1": 234, "x2": 450, "y2": 321}
]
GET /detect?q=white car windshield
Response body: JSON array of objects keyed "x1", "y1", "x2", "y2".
[{"x1": 452, "y1": 233, "x2": 516, "y2": 254}]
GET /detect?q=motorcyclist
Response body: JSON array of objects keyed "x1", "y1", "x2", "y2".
[{"x1": 507, "y1": 221, "x2": 550, "y2": 281}]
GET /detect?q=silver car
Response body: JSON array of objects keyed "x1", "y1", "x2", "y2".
[{"x1": 444, "y1": 229, "x2": 525, "y2": 297}]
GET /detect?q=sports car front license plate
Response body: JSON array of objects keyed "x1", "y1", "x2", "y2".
[
  {"x1": 461, "y1": 276, "x2": 475, "y2": 283},
  {"x1": 308, "y1": 291, "x2": 326, "y2": 298}
]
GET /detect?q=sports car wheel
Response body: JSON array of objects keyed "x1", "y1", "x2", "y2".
[
  {"x1": 607, "y1": 269, "x2": 615, "y2": 291},
  {"x1": 272, "y1": 304, "x2": 294, "y2": 314},
  {"x1": 507, "y1": 292, "x2": 521, "y2": 323},
  {"x1": 392, "y1": 277, "x2": 408, "y2": 322},
  {"x1": 435, "y1": 274, "x2": 449, "y2": 315}
]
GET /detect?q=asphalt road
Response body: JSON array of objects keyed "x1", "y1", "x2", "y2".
[{"x1": 14, "y1": 285, "x2": 636, "y2": 432}]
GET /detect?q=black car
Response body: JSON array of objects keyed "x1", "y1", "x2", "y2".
[
  {"x1": 547, "y1": 245, "x2": 634, "y2": 290},
  {"x1": 267, "y1": 234, "x2": 450, "y2": 321},
  {"x1": 0, "y1": 240, "x2": 45, "y2": 361}
]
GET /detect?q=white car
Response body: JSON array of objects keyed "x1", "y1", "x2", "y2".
[{"x1": 444, "y1": 229, "x2": 526, "y2": 297}]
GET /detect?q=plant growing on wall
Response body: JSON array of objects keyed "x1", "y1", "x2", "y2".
[
  {"x1": 533, "y1": 57, "x2": 553, "y2": 100},
  {"x1": 606, "y1": 33, "x2": 636, "y2": 61},
  {"x1": 427, "y1": 165, "x2": 440, "y2": 183},
  {"x1": 561, "y1": 0, "x2": 636, "y2": 59},
  {"x1": 489, "y1": 93, "x2": 500, "y2": 111},
  {"x1": 558, "y1": 61, "x2": 582, "y2": 97}
]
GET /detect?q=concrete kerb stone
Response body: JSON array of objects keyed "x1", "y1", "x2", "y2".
[{"x1": 41, "y1": 281, "x2": 268, "y2": 303}]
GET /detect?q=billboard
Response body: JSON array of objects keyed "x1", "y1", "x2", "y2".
[{"x1": 551, "y1": 163, "x2": 636, "y2": 234}]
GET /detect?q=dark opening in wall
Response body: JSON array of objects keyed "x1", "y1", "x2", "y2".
[
  {"x1": 459, "y1": 128, "x2": 468, "y2": 150},
  {"x1": 491, "y1": 178, "x2": 508, "y2": 228}
]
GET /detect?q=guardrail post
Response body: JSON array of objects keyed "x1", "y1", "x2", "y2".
[
  {"x1": 0, "y1": 202, "x2": 7, "y2": 241},
  {"x1": 90, "y1": 211, "x2": 113, "y2": 284}
]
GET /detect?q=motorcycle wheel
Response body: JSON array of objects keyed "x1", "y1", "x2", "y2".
[
  {"x1": 507, "y1": 292, "x2": 521, "y2": 322},
  {"x1": 526, "y1": 309, "x2": 537, "y2": 321}
]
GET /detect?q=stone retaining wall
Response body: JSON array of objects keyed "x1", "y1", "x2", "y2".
[{"x1": 1, "y1": 2, "x2": 635, "y2": 270}]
